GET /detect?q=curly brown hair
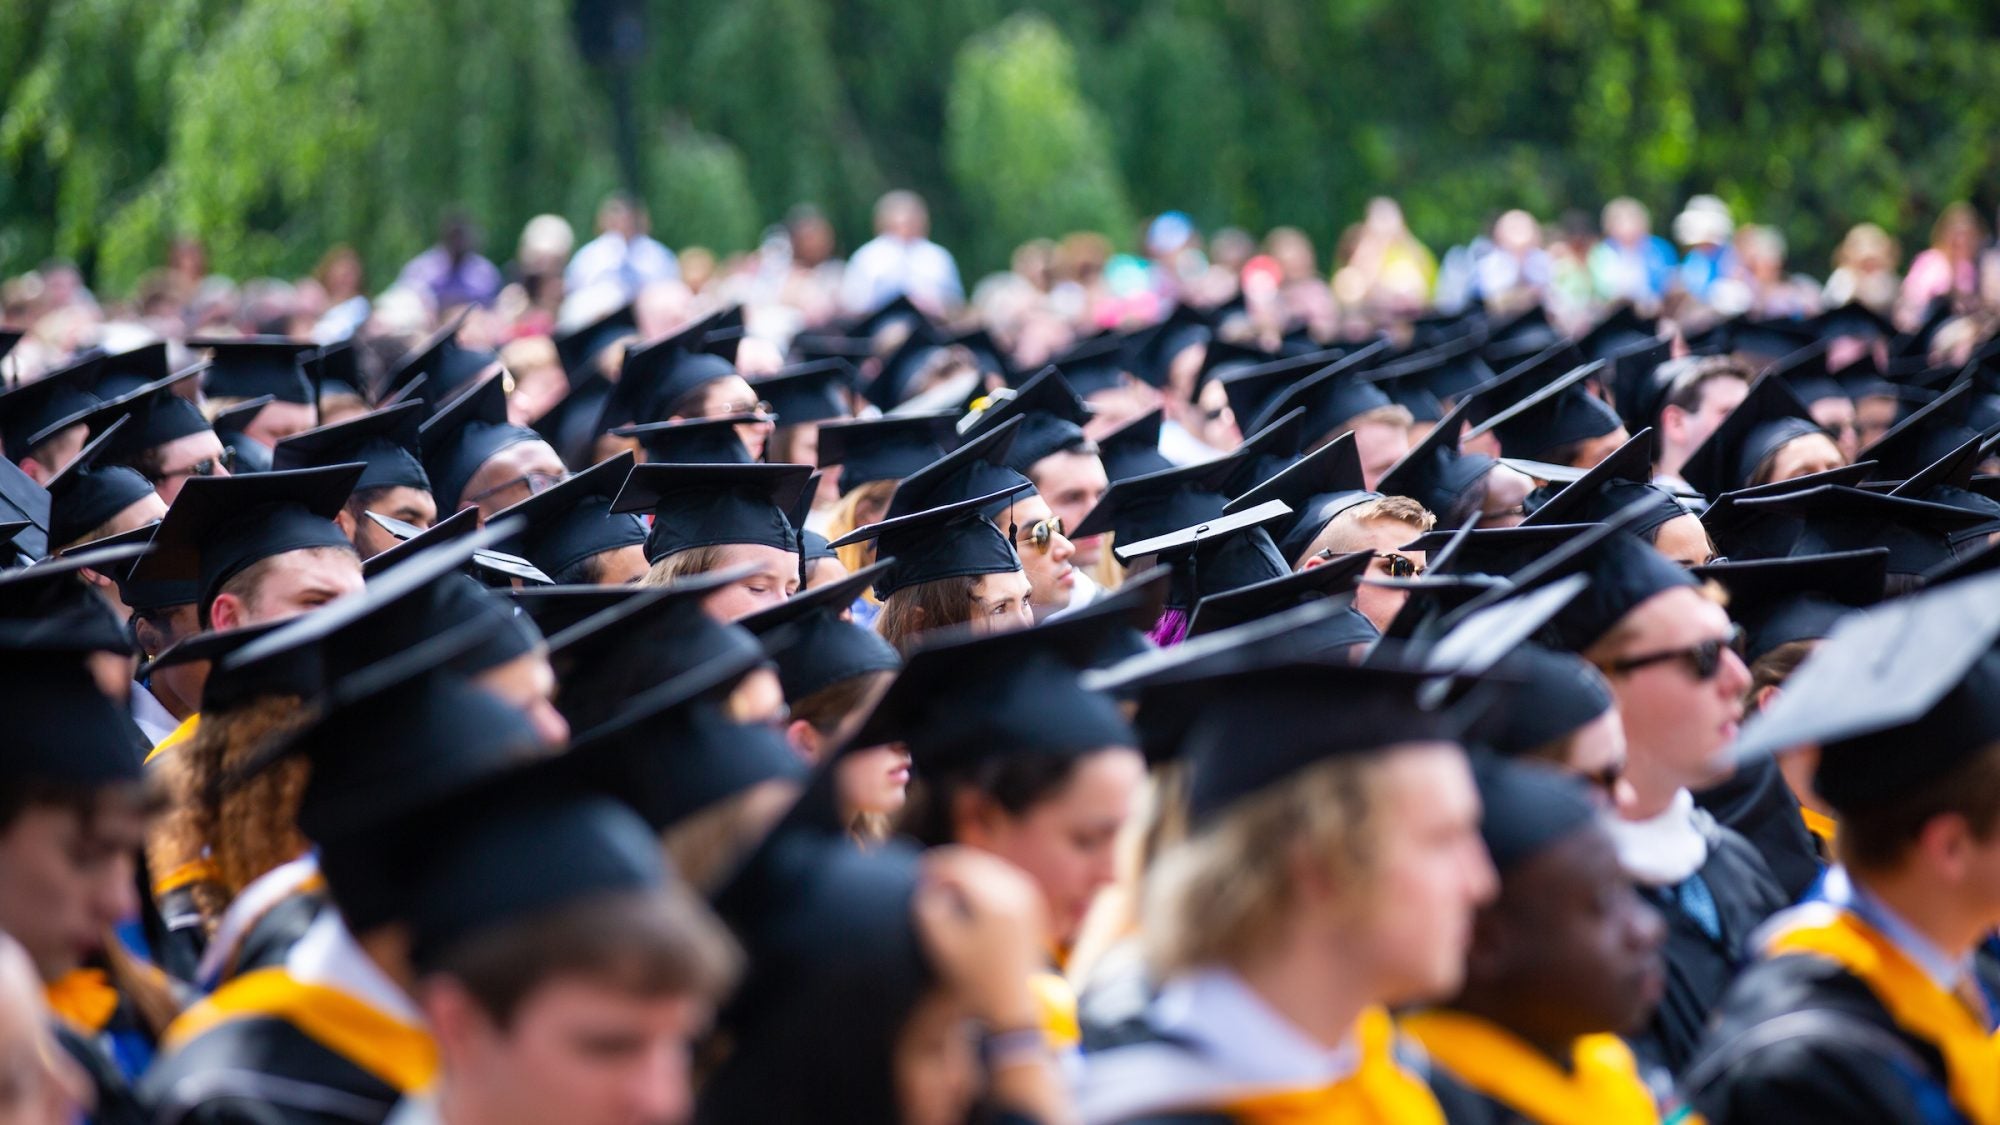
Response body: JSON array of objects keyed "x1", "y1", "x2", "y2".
[{"x1": 158, "y1": 697, "x2": 315, "y2": 930}]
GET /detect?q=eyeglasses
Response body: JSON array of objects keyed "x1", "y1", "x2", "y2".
[
  {"x1": 1602, "y1": 626, "x2": 1745, "y2": 681},
  {"x1": 1024, "y1": 517, "x2": 1066, "y2": 553},
  {"x1": 712, "y1": 400, "x2": 776, "y2": 419},
  {"x1": 1378, "y1": 552, "x2": 1422, "y2": 578},
  {"x1": 464, "y1": 471, "x2": 565, "y2": 508},
  {"x1": 148, "y1": 446, "x2": 236, "y2": 483}
]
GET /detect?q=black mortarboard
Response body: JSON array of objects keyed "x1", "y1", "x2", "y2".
[
  {"x1": 501, "y1": 584, "x2": 642, "y2": 638},
  {"x1": 1098, "y1": 408, "x2": 1175, "y2": 483},
  {"x1": 1192, "y1": 339, "x2": 1277, "y2": 395},
  {"x1": 611, "y1": 462, "x2": 809, "y2": 563},
  {"x1": 1520, "y1": 429, "x2": 1686, "y2": 538},
  {"x1": 418, "y1": 373, "x2": 549, "y2": 511},
  {"x1": 1246, "y1": 343, "x2": 1395, "y2": 442},
  {"x1": 787, "y1": 333, "x2": 876, "y2": 365},
  {"x1": 1468, "y1": 501, "x2": 1697, "y2": 653},
  {"x1": 130, "y1": 464, "x2": 361, "y2": 614},
  {"x1": 1767, "y1": 341, "x2": 1848, "y2": 407},
  {"x1": 46, "y1": 417, "x2": 156, "y2": 549},
  {"x1": 1051, "y1": 332, "x2": 1130, "y2": 399},
  {"x1": 1374, "y1": 399, "x2": 1497, "y2": 516},
  {"x1": 1124, "y1": 305, "x2": 1214, "y2": 390},
  {"x1": 1465, "y1": 360, "x2": 1622, "y2": 461},
  {"x1": 885, "y1": 415, "x2": 1032, "y2": 522},
  {"x1": 1606, "y1": 337, "x2": 1679, "y2": 434},
  {"x1": 1730, "y1": 484, "x2": 1988, "y2": 577},
  {"x1": 1225, "y1": 432, "x2": 1376, "y2": 562},
  {"x1": 599, "y1": 322, "x2": 739, "y2": 434},
  {"x1": 1462, "y1": 341, "x2": 1589, "y2": 428},
  {"x1": 554, "y1": 301, "x2": 639, "y2": 382},
  {"x1": 1714, "y1": 315, "x2": 1820, "y2": 363},
  {"x1": 1811, "y1": 301, "x2": 1897, "y2": 344},
  {"x1": 191, "y1": 337, "x2": 317, "y2": 405},
  {"x1": 0, "y1": 652, "x2": 141, "y2": 784},
  {"x1": 0, "y1": 353, "x2": 104, "y2": 460},
  {"x1": 750, "y1": 359, "x2": 853, "y2": 428},
  {"x1": 1697, "y1": 462, "x2": 1877, "y2": 563},
  {"x1": 0, "y1": 542, "x2": 146, "y2": 656},
  {"x1": 739, "y1": 560, "x2": 903, "y2": 701},
  {"x1": 545, "y1": 566, "x2": 769, "y2": 732},
  {"x1": 303, "y1": 338, "x2": 363, "y2": 404},
  {"x1": 1678, "y1": 373, "x2": 1829, "y2": 499},
  {"x1": 1417, "y1": 578, "x2": 1614, "y2": 759},
  {"x1": 865, "y1": 325, "x2": 949, "y2": 412},
  {"x1": 0, "y1": 459, "x2": 49, "y2": 563},
  {"x1": 80, "y1": 521, "x2": 190, "y2": 611},
  {"x1": 140, "y1": 620, "x2": 294, "y2": 712},
  {"x1": 842, "y1": 293, "x2": 931, "y2": 341},
  {"x1": 614, "y1": 413, "x2": 757, "y2": 465},
  {"x1": 1219, "y1": 348, "x2": 1344, "y2": 439},
  {"x1": 1482, "y1": 305, "x2": 1562, "y2": 364},
  {"x1": 960, "y1": 367, "x2": 1093, "y2": 472},
  {"x1": 843, "y1": 608, "x2": 1136, "y2": 772},
  {"x1": 212, "y1": 396, "x2": 276, "y2": 474},
  {"x1": 1070, "y1": 449, "x2": 1241, "y2": 545},
  {"x1": 829, "y1": 488, "x2": 1028, "y2": 599},
  {"x1": 1857, "y1": 380, "x2": 1983, "y2": 484},
  {"x1": 1186, "y1": 550, "x2": 1378, "y2": 656},
  {"x1": 360, "y1": 507, "x2": 553, "y2": 587},
  {"x1": 383, "y1": 311, "x2": 499, "y2": 406},
  {"x1": 1401, "y1": 522, "x2": 1590, "y2": 581},
  {"x1": 1358, "y1": 356, "x2": 1444, "y2": 423},
  {"x1": 93, "y1": 342, "x2": 172, "y2": 402},
  {"x1": 1113, "y1": 500, "x2": 1293, "y2": 607},
  {"x1": 1474, "y1": 755, "x2": 1599, "y2": 873},
  {"x1": 1730, "y1": 570, "x2": 2000, "y2": 811},
  {"x1": 948, "y1": 327, "x2": 1011, "y2": 385},
  {"x1": 1577, "y1": 304, "x2": 1661, "y2": 362},
  {"x1": 487, "y1": 451, "x2": 648, "y2": 583},
  {"x1": 271, "y1": 401, "x2": 431, "y2": 494},
  {"x1": 814, "y1": 413, "x2": 958, "y2": 496},
  {"x1": 1368, "y1": 333, "x2": 1497, "y2": 406},
  {"x1": 1887, "y1": 431, "x2": 2000, "y2": 543},
  {"x1": 0, "y1": 522, "x2": 28, "y2": 567},
  {"x1": 1693, "y1": 549, "x2": 1887, "y2": 663}
]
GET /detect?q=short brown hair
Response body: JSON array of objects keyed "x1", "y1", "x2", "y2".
[
  {"x1": 1659, "y1": 356, "x2": 1751, "y2": 417},
  {"x1": 1746, "y1": 639, "x2": 1815, "y2": 712},
  {"x1": 875, "y1": 574, "x2": 980, "y2": 655},
  {"x1": 207, "y1": 545, "x2": 359, "y2": 628},
  {"x1": 432, "y1": 887, "x2": 740, "y2": 1029},
  {"x1": 1839, "y1": 741, "x2": 2000, "y2": 871},
  {"x1": 1297, "y1": 495, "x2": 1435, "y2": 566}
]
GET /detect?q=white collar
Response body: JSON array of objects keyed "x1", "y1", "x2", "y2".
[
  {"x1": 286, "y1": 910, "x2": 422, "y2": 1025},
  {"x1": 129, "y1": 685, "x2": 179, "y2": 747},
  {"x1": 1606, "y1": 788, "x2": 1710, "y2": 885},
  {"x1": 196, "y1": 853, "x2": 321, "y2": 989}
]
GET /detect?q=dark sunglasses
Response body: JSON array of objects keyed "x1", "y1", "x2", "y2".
[
  {"x1": 1024, "y1": 517, "x2": 1066, "y2": 553},
  {"x1": 465, "y1": 470, "x2": 565, "y2": 508},
  {"x1": 1602, "y1": 626, "x2": 1745, "y2": 681},
  {"x1": 148, "y1": 446, "x2": 236, "y2": 482}
]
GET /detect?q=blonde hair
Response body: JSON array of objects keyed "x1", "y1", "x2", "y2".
[
  {"x1": 640, "y1": 544, "x2": 728, "y2": 588},
  {"x1": 824, "y1": 479, "x2": 897, "y2": 578},
  {"x1": 1144, "y1": 754, "x2": 1387, "y2": 974},
  {"x1": 1299, "y1": 495, "x2": 1435, "y2": 565}
]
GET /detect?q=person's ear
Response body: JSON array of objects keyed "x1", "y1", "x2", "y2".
[
  {"x1": 784, "y1": 718, "x2": 822, "y2": 763},
  {"x1": 1462, "y1": 908, "x2": 1507, "y2": 985},
  {"x1": 1752, "y1": 684, "x2": 1782, "y2": 712},
  {"x1": 332, "y1": 507, "x2": 358, "y2": 543},
  {"x1": 416, "y1": 977, "x2": 487, "y2": 1058},
  {"x1": 78, "y1": 566, "x2": 116, "y2": 593},
  {"x1": 1300, "y1": 553, "x2": 1326, "y2": 571},
  {"x1": 208, "y1": 593, "x2": 245, "y2": 632},
  {"x1": 15, "y1": 457, "x2": 49, "y2": 486},
  {"x1": 950, "y1": 787, "x2": 1002, "y2": 849}
]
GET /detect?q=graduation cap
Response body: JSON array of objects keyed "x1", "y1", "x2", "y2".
[
  {"x1": 1834, "y1": 352, "x2": 1896, "y2": 404},
  {"x1": 787, "y1": 333, "x2": 876, "y2": 365},
  {"x1": 0, "y1": 459, "x2": 48, "y2": 563},
  {"x1": 1766, "y1": 341, "x2": 1847, "y2": 407},
  {"x1": 1856, "y1": 379, "x2": 1983, "y2": 483},
  {"x1": 1368, "y1": 333, "x2": 1497, "y2": 406},
  {"x1": 1481, "y1": 305, "x2": 1562, "y2": 364},
  {"x1": 129, "y1": 464, "x2": 362, "y2": 615},
  {"x1": 0, "y1": 521, "x2": 29, "y2": 567},
  {"x1": 501, "y1": 584, "x2": 643, "y2": 638},
  {"x1": 93, "y1": 342, "x2": 173, "y2": 402},
  {"x1": 1098, "y1": 408, "x2": 1174, "y2": 483},
  {"x1": 1070, "y1": 448, "x2": 1241, "y2": 546},
  {"x1": 190, "y1": 337, "x2": 317, "y2": 405},
  {"x1": 0, "y1": 353, "x2": 104, "y2": 460},
  {"x1": 614, "y1": 413, "x2": 758, "y2": 465},
  {"x1": 1186, "y1": 550, "x2": 1378, "y2": 653},
  {"x1": 546, "y1": 566, "x2": 770, "y2": 733},
  {"x1": 1192, "y1": 338, "x2": 1277, "y2": 396},
  {"x1": 829, "y1": 487, "x2": 1028, "y2": 600},
  {"x1": 1245, "y1": 342, "x2": 1397, "y2": 442},
  {"x1": 480, "y1": 451, "x2": 647, "y2": 584},
  {"x1": 1113, "y1": 499, "x2": 1294, "y2": 608},
  {"x1": 73, "y1": 521, "x2": 189, "y2": 612},
  {"x1": 1220, "y1": 349, "x2": 1348, "y2": 440},
  {"x1": 0, "y1": 652, "x2": 142, "y2": 785},
  {"x1": 864, "y1": 324, "x2": 950, "y2": 412},
  {"x1": 598, "y1": 321, "x2": 739, "y2": 434},
  {"x1": 1464, "y1": 360, "x2": 1622, "y2": 462},
  {"x1": 136, "y1": 618, "x2": 285, "y2": 707},
  {"x1": 382, "y1": 311, "x2": 499, "y2": 406},
  {"x1": 749, "y1": 359, "x2": 852, "y2": 429},
  {"x1": 211, "y1": 396, "x2": 276, "y2": 474},
  {"x1": 739, "y1": 560, "x2": 903, "y2": 702},
  {"x1": 611, "y1": 462, "x2": 809, "y2": 564},
  {"x1": 842, "y1": 293, "x2": 931, "y2": 342},
  {"x1": 1123, "y1": 305, "x2": 1214, "y2": 389},
  {"x1": 1358, "y1": 356, "x2": 1444, "y2": 424},
  {"x1": 1693, "y1": 549, "x2": 1887, "y2": 664},
  {"x1": 1224, "y1": 432, "x2": 1376, "y2": 563},
  {"x1": 1520, "y1": 429, "x2": 1687, "y2": 539},
  {"x1": 1696, "y1": 462, "x2": 1876, "y2": 564},
  {"x1": 1576, "y1": 304, "x2": 1660, "y2": 363},
  {"x1": 1605, "y1": 337, "x2": 1678, "y2": 434},
  {"x1": 814, "y1": 413, "x2": 958, "y2": 496},
  {"x1": 959, "y1": 367, "x2": 1093, "y2": 473},
  {"x1": 1473, "y1": 755, "x2": 1599, "y2": 873},
  {"x1": 1050, "y1": 332, "x2": 1130, "y2": 399},
  {"x1": 842, "y1": 605, "x2": 1136, "y2": 774},
  {"x1": 1374, "y1": 399, "x2": 1497, "y2": 516},
  {"x1": 1677, "y1": 372, "x2": 1829, "y2": 499},
  {"x1": 1463, "y1": 342, "x2": 1589, "y2": 428},
  {"x1": 1730, "y1": 568, "x2": 2000, "y2": 811},
  {"x1": 0, "y1": 542, "x2": 147, "y2": 656},
  {"x1": 1721, "y1": 315, "x2": 1821, "y2": 363},
  {"x1": 1811, "y1": 301, "x2": 1897, "y2": 344},
  {"x1": 885, "y1": 415, "x2": 1031, "y2": 522},
  {"x1": 1887, "y1": 430, "x2": 2000, "y2": 542},
  {"x1": 1463, "y1": 500, "x2": 1696, "y2": 653},
  {"x1": 1730, "y1": 484, "x2": 1989, "y2": 577},
  {"x1": 45, "y1": 416, "x2": 157, "y2": 549},
  {"x1": 302, "y1": 338, "x2": 363, "y2": 404},
  {"x1": 271, "y1": 401, "x2": 431, "y2": 494},
  {"x1": 418, "y1": 373, "x2": 550, "y2": 511},
  {"x1": 1398, "y1": 522, "x2": 1585, "y2": 582}
]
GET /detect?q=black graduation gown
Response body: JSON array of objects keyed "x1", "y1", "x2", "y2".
[
  {"x1": 1694, "y1": 754, "x2": 1822, "y2": 902},
  {"x1": 1626, "y1": 814, "x2": 1789, "y2": 1078},
  {"x1": 54, "y1": 1022, "x2": 148, "y2": 1125},
  {"x1": 138, "y1": 1016, "x2": 401, "y2": 1125},
  {"x1": 1683, "y1": 952, "x2": 1956, "y2": 1125},
  {"x1": 218, "y1": 890, "x2": 329, "y2": 984}
]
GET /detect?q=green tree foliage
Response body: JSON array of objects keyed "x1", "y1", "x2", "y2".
[
  {"x1": 7, "y1": 0, "x2": 2000, "y2": 292},
  {"x1": 944, "y1": 14, "x2": 1135, "y2": 270}
]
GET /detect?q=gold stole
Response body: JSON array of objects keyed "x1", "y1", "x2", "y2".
[
  {"x1": 1031, "y1": 970, "x2": 1081, "y2": 1050},
  {"x1": 144, "y1": 712, "x2": 200, "y2": 766},
  {"x1": 163, "y1": 966, "x2": 437, "y2": 1094},
  {"x1": 1399, "y1": 1010, "x2": 1658, "y2": 1125},
  {"x1": 1799, "y1": 807, "x2": 1838, "y2": 855},
  {"x1": 45, "y1": 968, "x2": 121, "y2": 1035},
  {"x1": 1220, "y1": 1007, "x2": 1447, "y2": 1125},
  {"x1": 1766, "y1": 907, "x2": 2000, "y2": 1125}
]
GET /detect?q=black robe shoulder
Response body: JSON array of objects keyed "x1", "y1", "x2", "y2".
[
  {"x1": 1683, "y1": 950, "x2": 1952, "y2": 1125},
  {"x1": 136, "y1": 1016, "x2": 398, "y2": 1125},
  {"x1": 1694, "y1": 753, "x2": 1822, "y2": 902}
]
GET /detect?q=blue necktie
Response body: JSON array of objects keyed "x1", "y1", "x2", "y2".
[{"x1": 1676, "y1": 873, "x2": 1722, "y2": 942}]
